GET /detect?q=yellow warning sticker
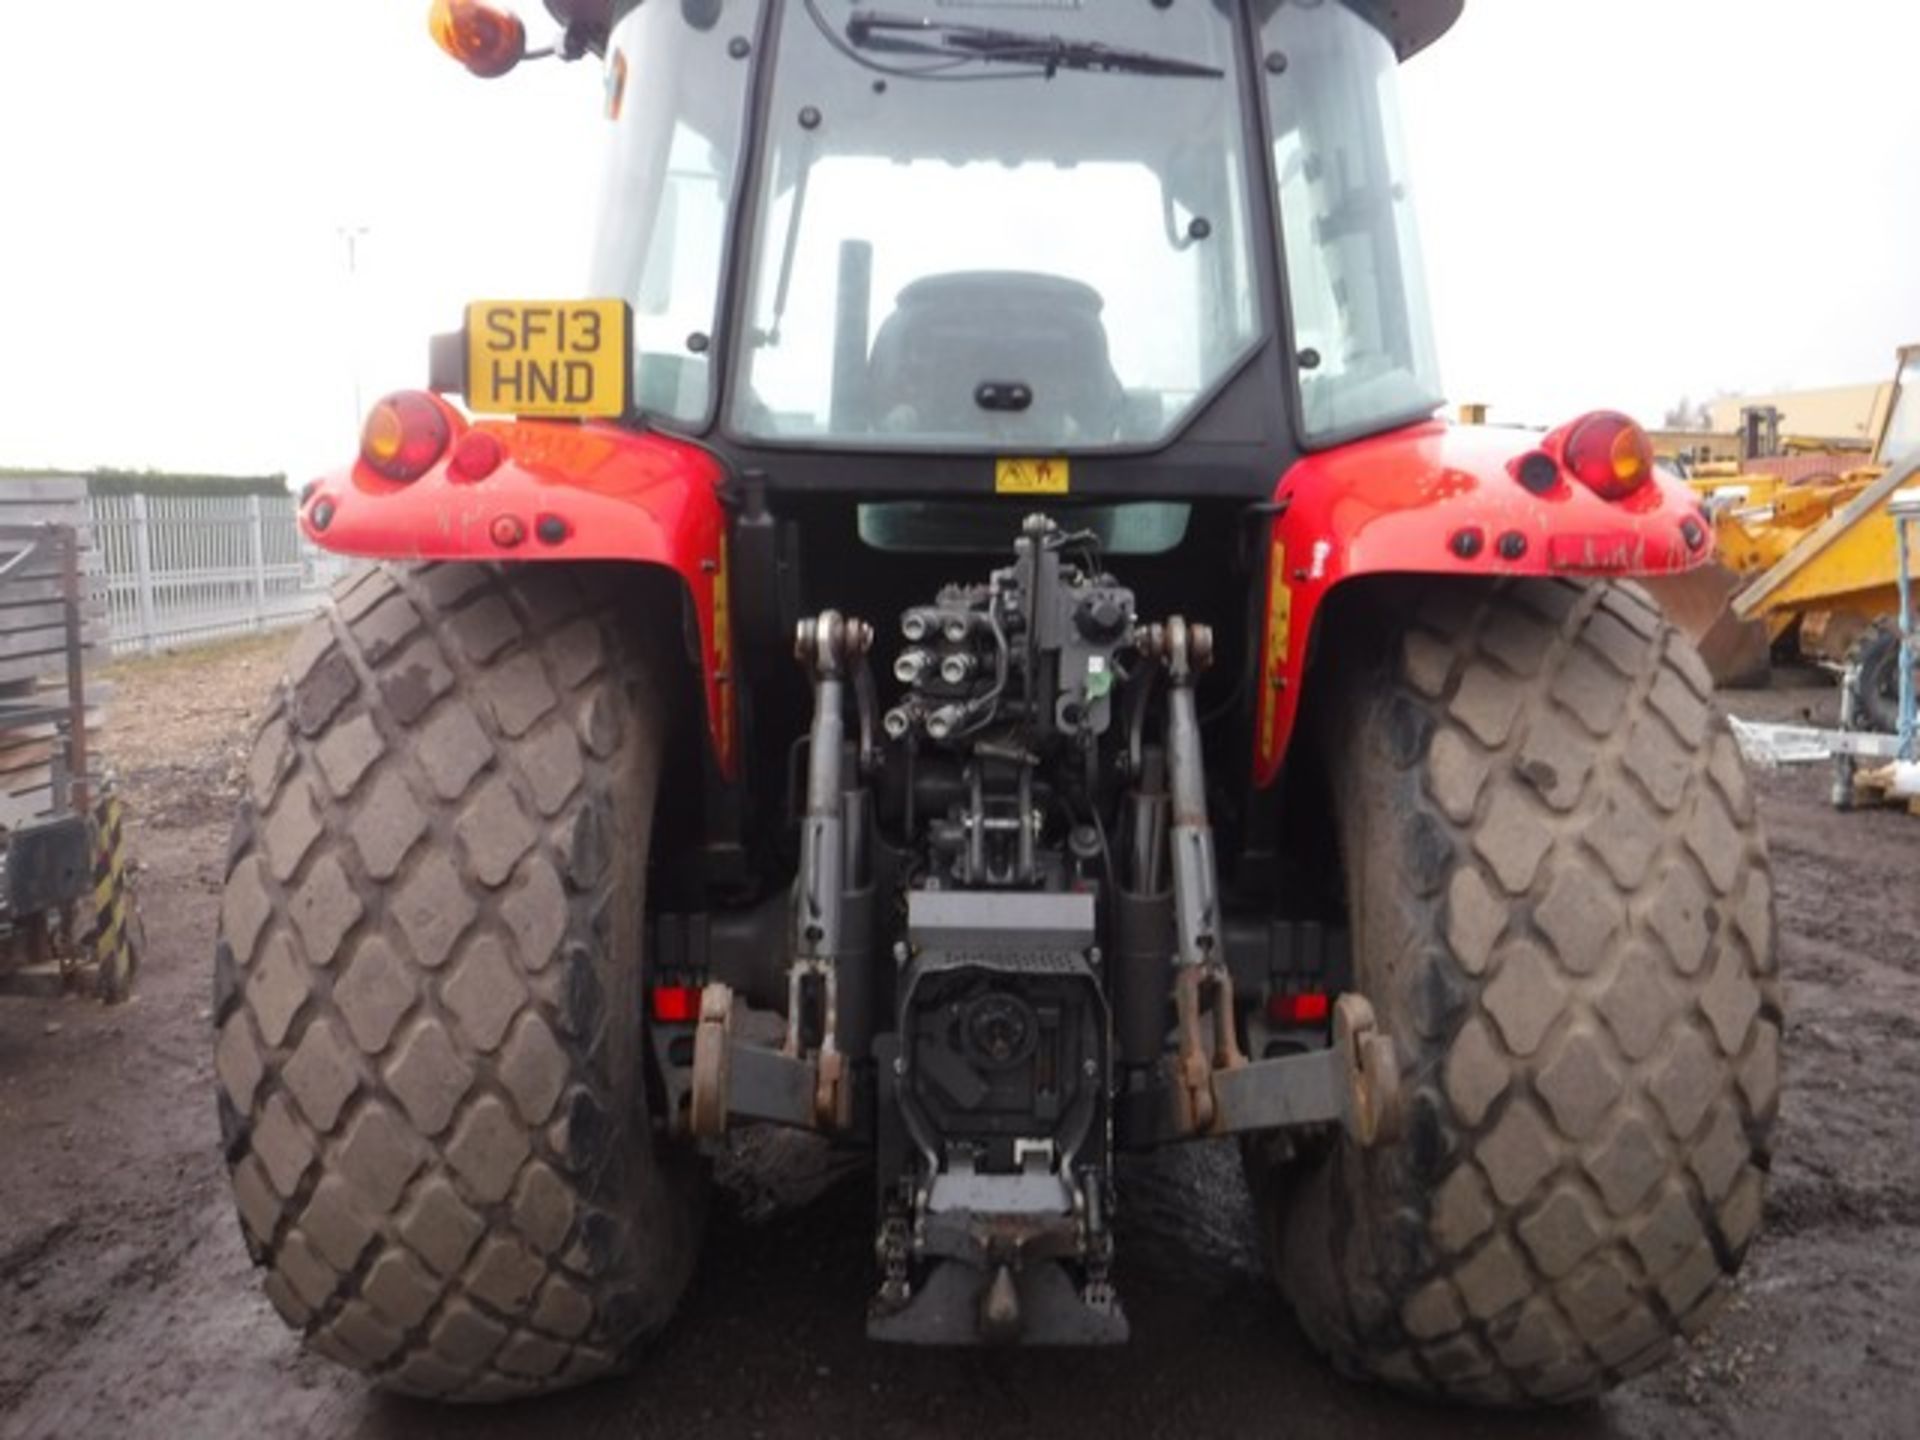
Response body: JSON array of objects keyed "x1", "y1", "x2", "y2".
[
  {"x1": 1259, "y1": 536, "x2": 1292, "y2": 765},
  {"x1": 996, "y1": 458, "x2": 1070, "y2": 496}
]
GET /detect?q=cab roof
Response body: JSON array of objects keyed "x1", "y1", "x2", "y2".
[
  {"x1": 1380, "y1": 0, "x2": 1463, "y2": 60},
  {"x1": 543, "y1": 0, "x2": 1464, "y2": 61}
]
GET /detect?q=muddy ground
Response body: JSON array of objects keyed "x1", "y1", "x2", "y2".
[{"x1": 0, "y1": 636, "x2": 1915, "y2": 1440}]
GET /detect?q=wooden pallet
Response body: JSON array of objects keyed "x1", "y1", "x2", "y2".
[
  {"x1": 0, "y1": 485, "x2": 105, "y2": 692},
  {"x1": 0, "y1": 477, "x2": 106, "y2": 825},
  {"x1": 1852, "y1": 763, "x2": 1920, "y2": 816}
]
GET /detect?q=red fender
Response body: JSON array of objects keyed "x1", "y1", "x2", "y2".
[
  {"x1": 302, "y1": 418, "x2": 737, "y2": 777},
  {"x1": 1253, "y1": 419, "x2": 1710, "y2": 786}
]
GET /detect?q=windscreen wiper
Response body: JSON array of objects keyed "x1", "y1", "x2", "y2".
[{"x1": 844, "y1": 9, "x2": 1225, "y2": 79}]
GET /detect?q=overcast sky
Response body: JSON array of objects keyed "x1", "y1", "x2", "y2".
[{"x1": 2, "y1": 0, "x2": 1914, "y2": 483}]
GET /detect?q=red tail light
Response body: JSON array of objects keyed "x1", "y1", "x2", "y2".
[
  {"x1": 1563, "y1": 412, "x2": 1653, "y2": 501},
  {"x1": 651, "y1": 985, "x2": 701, "y2": 1024},
  {"x1": 361, "y1": 392, "x2": 453, "y2": 482},
  {"x1": 1267, "y1": 991, "x2": 1332, "y2": 1027},
  {"x1": 448, "y1": 430, "x2": 505, "y2": 483}
]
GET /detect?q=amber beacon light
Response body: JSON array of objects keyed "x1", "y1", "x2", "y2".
[{"x1": 428, "y1": 0, "x2": 529, "y2": 78}]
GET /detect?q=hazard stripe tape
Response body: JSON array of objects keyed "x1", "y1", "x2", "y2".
[
  {"x1": 87, "y1": 787, "x2": 138, "y2": 982},
  {"x1": 92, "y1": 807, "x2": 124, "y2": 888},
  {"x1": 92, "y1": 806, "x2": 127, "y2": 906}
]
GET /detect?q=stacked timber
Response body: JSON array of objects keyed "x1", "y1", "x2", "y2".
[{"x1": 0, "y1": 476, "x2": 108, "y2": 830}]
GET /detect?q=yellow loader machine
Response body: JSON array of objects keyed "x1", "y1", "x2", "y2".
[{"x1": 1658, "y1": 344, "x2": 1920, "y2": 709}]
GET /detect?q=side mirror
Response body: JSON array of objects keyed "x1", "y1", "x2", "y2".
[{"x1": 428, "y1": 0, "x2": 529, "y2": 79}]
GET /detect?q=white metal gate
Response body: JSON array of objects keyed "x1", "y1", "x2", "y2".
[{"x1": 89, "y1": 492, "x2": 355, "y2": 656}]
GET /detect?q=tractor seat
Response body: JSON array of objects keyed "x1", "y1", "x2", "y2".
[{"x1": 866, "y1": 273, "x2": 1126, "y2": 443}]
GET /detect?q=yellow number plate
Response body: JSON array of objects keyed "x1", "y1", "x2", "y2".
[
  {"x1": 996, "y1": 458, "x2": 1070, "y2": 496},
  {"x1": 465, "y1": 300, "x2": 630, "y2": 419}
]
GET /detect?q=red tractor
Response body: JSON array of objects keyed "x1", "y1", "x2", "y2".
[{"x1": 215, "y1": 0, "x2": 1779, "y2": 1406}]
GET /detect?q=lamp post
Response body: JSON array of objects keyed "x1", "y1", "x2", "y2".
[{"x1": 338, "y1": 224, "x2": 371, "y2": 438}]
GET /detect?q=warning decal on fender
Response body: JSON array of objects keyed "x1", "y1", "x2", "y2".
[
  {"x1": 996, "y1": 458, "x2": 1070, "y2": 496},
  {"x1": 1258, "y1": 534, "x2": 1292, "y2": 768}
]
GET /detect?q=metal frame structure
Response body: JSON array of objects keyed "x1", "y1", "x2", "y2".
[
  {"x1": 0, "y1": 522, "x2": 140, "y2": 1001},
  {"x1": 1891, "y1": 487, "x2": 1920, "y2": 760}
]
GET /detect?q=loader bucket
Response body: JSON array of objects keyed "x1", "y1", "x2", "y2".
[{"x1": 1642, "y1": 566, "x2": 1774, "y2": 689}]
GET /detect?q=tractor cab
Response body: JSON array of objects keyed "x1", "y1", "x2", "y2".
[{"x1": 567, "y1": 0, "x2": 1451, "y2": 476}]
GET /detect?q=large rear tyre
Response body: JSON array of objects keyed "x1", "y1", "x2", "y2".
[
  {"x1": 1846, "y1": 620, "x2": 1905, "y2": 735},
  {"x1": 1254, "y1": 579, "x2": 1780, "y2": 1405},
  {"x1": 214, "y1": 563, "x2": 705, "y2": 1401}
]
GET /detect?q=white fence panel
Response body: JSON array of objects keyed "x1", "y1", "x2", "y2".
[{"x1": 87, "y1": 492, "x2": 355, "y2": 656}]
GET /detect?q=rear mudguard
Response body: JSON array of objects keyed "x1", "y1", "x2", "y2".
[
  {"x1": 1253, "y1": 420, "x2": 1711, "y2": 785},
  {"x1": 301, "y1": 419, "x2": 736, "y2": 777}
]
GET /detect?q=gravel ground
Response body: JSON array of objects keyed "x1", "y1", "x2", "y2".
[{"x1": 0, "y1": 637, "x2": 1915, "y2": 1440}]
